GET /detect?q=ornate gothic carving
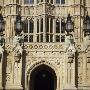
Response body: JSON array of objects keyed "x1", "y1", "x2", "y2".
[
  {"x1": 65, "y1": 35, "x2": 76, "y2": 63},
  {"x1": 78, "y1": 57, "x2": 83, "y2": 85},
  {"x1": 12, "y1": 35, "x2": 23, "y2": 62},
  {"x1": 0, "y1": 36, "x2": 4, "y2": 62},
  {"x1": 83, "y1": 35, "x2": 90, "y2": 51},
  {"x1": 1, "y1": 0, "x2": 90, "y2": 89}
]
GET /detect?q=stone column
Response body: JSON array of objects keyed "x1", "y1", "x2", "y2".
[
  {"x1": 39, "y1": 18, "x2": 41, "y2": 42},
  {"x1": 43, "y1": 15, "x2": 46, "y2": 42},
  {"x1": 64, "y1": 35, "x2": 77, "y2": 89},
  {"x1": 64, "y1": 51, "x2": 77, "y2": 89},
  {"x1": 0, "y1": 36, "x2": 4, "y2": 89},
  {"x1": 82, "y1": 36, "x2": 90, "y2": 89},
  {"x1": 13, "y1": 52, "x2": 23, "y2": 89},
  {"x1": 34, "y1": 17, "x2": 37, "y2": 42},
  {"x1": 34, "y1": 0, "x2": 37, "y2": 42},
  {"x1": 49, "y1": 17, "x2": 50, "y2": 42},
  {"x1": 53, "y1": 18, "x2": 56, "y2": 42},
  {"x1": 0, "y1": 56, "x2": 3, "y2": 89}
]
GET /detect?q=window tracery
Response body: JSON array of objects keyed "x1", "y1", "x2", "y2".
[{"x1": 23, "y1": 19, "x2": 34, "y2": 42}]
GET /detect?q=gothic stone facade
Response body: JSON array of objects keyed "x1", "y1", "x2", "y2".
[{"x1": 0, "y1": 0, "x2": 90, "y2": 90}]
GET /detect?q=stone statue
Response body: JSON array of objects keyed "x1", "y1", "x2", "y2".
[
  {"x1": 65, "y1": 34, "x2": 76, "y2": 62},
  {"x1": 12, "y1": 35, "x2": 23, "y2": 86},
  {"x1": 83, "y1": 35, "x2": 90, "y2": 51},
  {"x1": 12, "y1": 35, "x2": 23, "y2": 62},
  {"x1": 0, "y1": 35, "x2": 4, "y2": 62}
]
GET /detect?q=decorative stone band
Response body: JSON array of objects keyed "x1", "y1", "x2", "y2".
[{"x1": 5, "y1": 43, "x2": 83, "y2": 52}]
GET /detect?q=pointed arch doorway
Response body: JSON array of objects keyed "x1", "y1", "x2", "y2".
[{"x1": 29, "y1": 64, "x2": 57, "y2": 90}]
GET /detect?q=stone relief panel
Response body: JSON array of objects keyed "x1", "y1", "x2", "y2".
[
  {"x1": 78, "y1": 57, "x2": 83, "y2": 85},
  {"x1": 86, "y1": 47, "x2": 90, "y2": 84},
  {"x1": 24, "y1": 6, "x2": 34, "y2": 15},
  {"x1": 36, "y1": 5, "x2": 43, "y2": 15},
  {"x1": 86, "y1": 63, "x2": 90, "y2": 84},
  {"x1": 6, "y1": 54, "x2": 13, "y2": 83},
  {"x1": 24, "y1": 43, "x2": 64, "y2": 51},
  {"x1": 26, "y1": 51, "x2": 65, "y2": 69},
  {"x1": 5, "y1": 42, "x2": 90, "y2": 88},
  {"x1": 46, "y1": 5, "x2": 54, "y2": 15}
]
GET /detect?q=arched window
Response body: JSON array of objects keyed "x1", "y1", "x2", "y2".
[
  {"x1": 37, "y1": 18, "x2": 43, "y2": 42},
  {"x1": 41, "y1": 18, "x2": 43, "y2": 32},
  {"x1": 24, "y1": 0, "x2": 34, "y2": 4},
  {"x1": 50, "y1": 18, "x2": 53, "y2": 33},
  {"x1": 37, "y1": 19, "x2": 39, "y2": 33},
  {"x1": 61, "y1": 19, "x2": 65, "y2": 33},
  {"x1": 29, "y1": 20, "x2": 34, "y2": 33},
  {"x1": 23, "y1": 19, "x2": 34, "y2": 42},
  {"x1": 55, "y1": 19, "x2": 65, "y2": 42},
  {"x1": 56, "y1": 20, "x2": 60, "y2": 33},
  {"x1": 46, "y1": 17, "x2": 53, "y2": 42},
  {"x1": 46, "y1": 18, "x2": 49, "y2": 32},
  {"x1": 23, "y1": 20, "x2": 28, "y2": 33}
]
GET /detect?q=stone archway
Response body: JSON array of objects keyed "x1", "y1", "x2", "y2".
[{"x1": 29, "y1": 64, "x2": 57, "y2": 90}]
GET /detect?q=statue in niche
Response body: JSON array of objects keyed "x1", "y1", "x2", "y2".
[
  {"x1": 12, "y1": 34, "x2": 23, "y2": 62},
  {"x1": 12, "y1": 34, "x2": 23, "y2": 85},
  {"x1": 0, "y1": 35, "x2": 4, "y2": 62},
  {"x1": 65, "y1": 34, "x2": 76, "y2": 62},
  {"x1": 83, "y1": 35, "x2": 90, "y2": 51}
]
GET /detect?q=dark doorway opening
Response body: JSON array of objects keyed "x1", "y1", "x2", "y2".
[{"x1": 29, "y1": 64, "x2": 57, "y2": 90}]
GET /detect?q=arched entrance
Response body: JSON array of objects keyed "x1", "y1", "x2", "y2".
[{"x1": 29, "y1": 64, "x2": 57, "y2": 90}]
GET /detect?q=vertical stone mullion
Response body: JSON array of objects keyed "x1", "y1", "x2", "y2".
[
  {"x1": 49, "y1": 17, "x2": 50, "y2": 42},
  {"x1": 34, "y1": 17, "x2": 37, "y2": 42},
  {"x1": 53, "y1": 18, "x2": 56, "y2": 42},
  {"x1": 28, "y1": 20, "x2": 29, "y2": 42},
  {"x1": 43, "y1": 15, "x2": 46, "y2": 42},
  {"x1": 59, "y1": 18, "x2": 61, "y2": 42},
  {"x1": 0, "y1": 58, "x2": 3, "y2": 89},
  {"x1": 39, "y1": 18, "x2": 41, "y2": 42}
]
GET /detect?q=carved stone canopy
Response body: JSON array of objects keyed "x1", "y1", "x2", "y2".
[
  {"x1": 13, "y1": 47, "x2": 22, "y2": 62},
  {"x1": 66, "y1": 45, "x2": 76, "y2": 57}
]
